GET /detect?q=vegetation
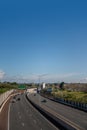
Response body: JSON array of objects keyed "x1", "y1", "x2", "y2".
[
  {"x1": 59, "y1": 82, "x2": 64, "y2": 90},
  {"x1": 0, "y1": 82, "x2": 18, "y2": 94},
  {"x1": 41, "y1": 83, "x2": 87, "y2": 104},
  {"x1": 52, "y1": 91, "x2": 87, "y2": 103},
  {"x1": 0, "y1": 82, "x2": 38, "y2": 94}
]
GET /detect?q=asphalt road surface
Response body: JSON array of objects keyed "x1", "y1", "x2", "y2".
[
  {"x1": 27, "y1": 93, "x2": 87, "y2": 130},
  {"x1": 9, "y1": 93, "x2": 58, "y2": 130}
]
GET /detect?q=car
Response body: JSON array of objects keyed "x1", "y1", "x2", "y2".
[
  {"x1": 41, "y1": 99, "x2": 47, "y2": 103},
  {"x1": 11, "y1": 99, "x2": 16, "y2": 103},
  {"x1": 17, "y1": 98, "x2": 20, "y2": 101}
]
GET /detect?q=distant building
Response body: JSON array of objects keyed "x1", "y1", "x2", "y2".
[
  {"x1": 37, "y1": 83, "x2": 46, "y2": 93},
  {"x1": 47, "y1": 88, "x2": 52, "y2": 93},
  {"x1": 27, "y1": 88, "x2": 37, "y2": 93},
  {"x1": 43, "y1": 83, "x2": 46, "y2": 89}
]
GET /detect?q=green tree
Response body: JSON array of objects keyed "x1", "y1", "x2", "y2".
[{"x1": 59, "y1": 82, "x2": 64, "y2": 90}]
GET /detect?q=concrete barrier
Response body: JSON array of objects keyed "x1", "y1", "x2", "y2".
[
  {"x1": 26, "y1": 93, "x2": 76, "y2": 130},
  {"x1": 0, "y1": 90, "x2": 14, "y2": 107}
]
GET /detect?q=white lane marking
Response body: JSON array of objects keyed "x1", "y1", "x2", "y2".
[
  {"x1": 0, "y1": 93, "x2": 20, "y2": 113},
  {"x1": 18, "y1": 111, "x2": 20, "y2": 115},
  {"x1": 21, "y1": 123, "x2": 25, "y2": 127},
  {"x1": 0, "y1": 93, "x2": 21, "y2": 130},
  {"x1": 29, "y1": 94, "x2": 82, "y2": 130},
  {"x1": 33, "y1": 120, "x2": 37, "y2": 124},
  {"x1": 26, "y1": 94, "x2": 58, "y2": 130},
  {"x1": 8, "y1": 103, "x2": 11, "y2": 130},
  {"x1": 19, "y1": 115, "x2": 22, "y2": 119},
  {"x1": 0, "y1": 95, "x2": 11, "y2": 113},
  {"x1": 18, "y1": 111, "x2": 22, "y2": 119},
  {"x1": 43, "y1": 104, "x2": 82, "y2": 130}
]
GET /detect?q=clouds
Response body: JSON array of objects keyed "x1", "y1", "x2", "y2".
[
  {"x1": 43, "y1": 72, "x2": 83, "y2": 83},
  {"x1": 0, "y1": 69, "x2": 87, "y2": 83},
  {"x1": 79, "y1": 77, "x2": 87, "y2": 83},
  {"x1": 1, "y1": 74, "x2": 36, "y2": 83},
  {"x1": 0, "y1": 70, "x2": 5, "y2": 79}
]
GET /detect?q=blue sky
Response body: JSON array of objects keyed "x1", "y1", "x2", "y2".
[{"x1": 0, "y1": 0, "x2": 87, "y2": 83}]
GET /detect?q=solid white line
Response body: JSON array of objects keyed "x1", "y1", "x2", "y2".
[
  {"x1": 0, "y1": 93, "x2": 20, "y2": 113},
  {"x1": 7, "y1": 93, "x2": 21, "y2": 130},
  {"x1": 0, "y1": 95, "x2": 11, "y2": 113},
  {"x1": 8, "y1": 103, "x2": 11, "y2": 130},
  {"x1": 0, "y1": 93, "x2": 21, "y2": 130}
]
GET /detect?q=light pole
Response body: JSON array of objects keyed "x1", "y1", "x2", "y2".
[
  {"x1": 38, "y1": 74, "x2": 48, "y2": 92},
  {"x1": 36, "y1": 74, "x2": 48, "y2": 106}
]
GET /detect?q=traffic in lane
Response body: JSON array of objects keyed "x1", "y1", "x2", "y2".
[
  {"x1": 27, "y1": 93, "x2": 87, "y2": 130},
  {"x1": 9, "y1": 94, "x2": 58, "y2": 130}
]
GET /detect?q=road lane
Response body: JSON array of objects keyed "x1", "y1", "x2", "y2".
[
  {"x1": 0, "y1": 96, "x2": 11, "y2": 130},
  {"x1": 27, "y1": 93, "x2": 87, "y2": 130},
  {"x1": 9, "y1": 94, "x2": 58, "y2": 130}
]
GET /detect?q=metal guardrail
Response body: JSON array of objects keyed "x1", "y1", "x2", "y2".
[
  {"x1": 52, "y1": 97, "x2": 87, "y2": 112},
  {"x1": 26, "y1": 93, "x2": 77, "y2": 130},
  {"x1": 41, "y1": 94, "x2": 87, "y2": 112}
]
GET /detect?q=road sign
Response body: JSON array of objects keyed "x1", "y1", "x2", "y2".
[{"x1": 18, "y1": 85, "x2": 26, "y2": 90}]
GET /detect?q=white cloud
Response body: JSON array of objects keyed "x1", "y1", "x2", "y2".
[
  {"x1": 0, "y1": 70, "x2": 5, "y2": 79},
  {"x1": 1, "y1": 71, "x2": 86, "y2": 83},
  {"x1": 80, "y1": 77, "x2": 87, "y2": 83},
  {"x1": 17, "y1": 72, "x2": 85, "y2": 83},
  {"x1": 43, "y1": 72, "x2": 81, "y2": 82}
]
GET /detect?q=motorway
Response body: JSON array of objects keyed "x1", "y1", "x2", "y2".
[
  {"x1": 9, "y1": 93, "x2": 58, "y2": 130},
  {"x1": 27, "y1": 93, "x2": 87, "y2": 130}
]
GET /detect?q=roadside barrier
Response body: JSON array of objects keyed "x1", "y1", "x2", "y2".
[
  {"x1": 41, "y1": 94, "x2": 87, "y2": 112},
  {"x1": 53, "y1": 97, "x2": 87, "y2": 112},
  {"x1": 0, "y1": 90, "x2": 14, "y2": 107},
  {"x1": 26, "y1": 93, "x2": 77, "y2": 130}
]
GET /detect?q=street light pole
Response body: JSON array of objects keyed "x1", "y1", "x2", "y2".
[{"x1": 37, "y1": 74, "x2": 48, "y2": 106}]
